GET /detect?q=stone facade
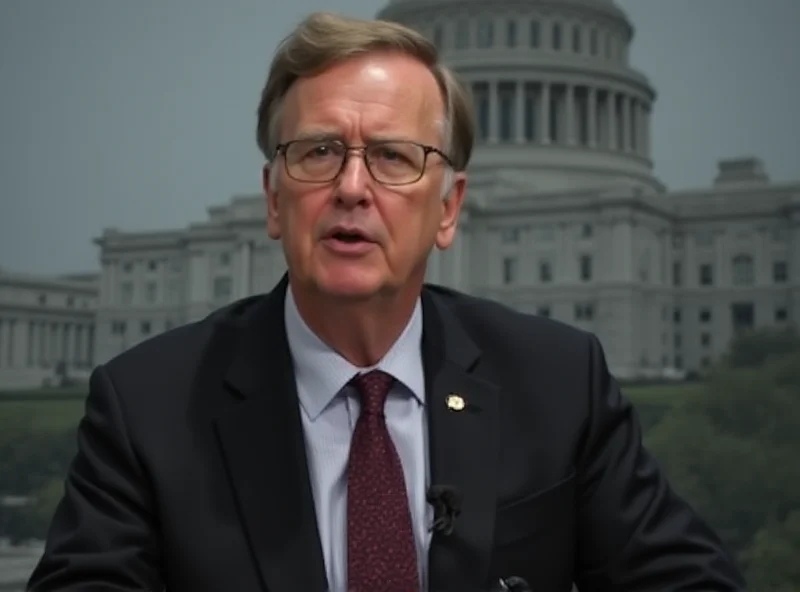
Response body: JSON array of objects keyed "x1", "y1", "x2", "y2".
[
  {"x1": 2, "y1": 0, "x2": 797, "y2": 388},
  {"x1": 0, "y1": 270, "x2": 97, "y2": 389}
]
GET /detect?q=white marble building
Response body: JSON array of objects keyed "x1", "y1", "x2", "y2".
[
  {"x1": 0, "y1": 270, "x2": 97, "y2": 389},
  {"x1": 86, "y1": 0, "x2": 799, "y2": 379}
]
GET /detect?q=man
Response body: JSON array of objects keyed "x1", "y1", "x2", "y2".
[{"x1": 28, "y1": 11, "x2": 745, "y2": 592}]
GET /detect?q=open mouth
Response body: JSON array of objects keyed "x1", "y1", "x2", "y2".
[{"x1": 331, "y1": 231, "x2": 369, "y2": 243}]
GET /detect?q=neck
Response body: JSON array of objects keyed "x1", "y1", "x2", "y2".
[{"x1": 289, "y1": 277, "x2": 422, "y2": 368}]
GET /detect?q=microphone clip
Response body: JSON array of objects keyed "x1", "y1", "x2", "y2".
[{"x1": 426, "y1": 484, "x2": 462, "y2": 536}]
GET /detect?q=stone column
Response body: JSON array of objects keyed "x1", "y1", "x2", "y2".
[
  {"x1": 6, "y1": 319, "x2": 16, "y2": 367},
  {"x1": 62, "y1": 323, "x2": 72, "y2": 368},
  {"x1": 488, "y1": 80, "x2": 499, "y2": 143},
  {"x1": 515, "y1": 81, "x2": 525, "y2": 143},
  {"x1": 587, "y1": 86, "x2": 597, "y2": 147},
  {"x1": 607, "y1": 90, "x2": 617, "y2": 150},
  {"x1": 565, "y1": 84, "x2": 575, "y2": 145},
  {"x1": 74, "y1": 325, "x2": 83, "y2": 366},
  {"x1": 539, "y1": 82, "x2": 550, "y2": 144},
  {"x1": 86, "y1": 325, "x2": 95, "y2": 367},
  {"x1": 28, "y1": 320, "x2": 37, "y2": 367},
  {"x1": 621, "y1": 94, "x2": 631, "y2": 152}
]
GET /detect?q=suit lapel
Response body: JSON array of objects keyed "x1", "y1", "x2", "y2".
[
  {"x1": 422, "y1": 289, "x2": 500, "y2": 591},
  {"x1": 215, "y1": 276, "x2": 327, "y2": 592}
]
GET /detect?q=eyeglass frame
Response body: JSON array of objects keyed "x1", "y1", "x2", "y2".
[{"x1": 272, "y1": 138, "x2": 455, "y2": 186}]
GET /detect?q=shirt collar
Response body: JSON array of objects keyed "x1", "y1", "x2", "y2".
[{"x1": 284, "y1": 284, "x2": 425, "y2": 421}]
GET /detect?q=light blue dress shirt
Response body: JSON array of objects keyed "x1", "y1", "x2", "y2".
[{"x1": 284, "y1": 286, "x2": 432, "y2": 591}]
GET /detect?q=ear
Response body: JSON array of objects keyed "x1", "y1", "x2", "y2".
[
  {"x1": 435, "y1": 172, "x2": 467, "y2": 250},
  {"x1": 263, "y1": 163, "x2": 282, "y2": 240}
]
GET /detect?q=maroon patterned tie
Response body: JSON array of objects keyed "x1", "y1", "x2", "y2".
[{"x1": 347, "y1": 370, "x2": 419, "y2": 592}]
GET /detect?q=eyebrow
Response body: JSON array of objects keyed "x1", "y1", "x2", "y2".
[{"x1": 293, "y1": 130, "x2": 343, "y2": 142}]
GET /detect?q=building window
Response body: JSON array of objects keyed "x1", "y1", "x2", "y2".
[
  {"x1": 539, "y1": 260, "x2": 552, "y2": 283},
  {"x1": 501, "y1": 227, "x2": 521, "y2": 243},
  {"x1": 477, "y1": 19, "x2": 494, "y2": 48},
  {"x1": 537, "y1": 305, "x2": 551, "y2": 317},
  {"x1": 695, "y1": 230, "x2": 714, "y2": 247},
  {"x1": 773, "y1": 260, "x2": 788, "y2": 283},
  {"x1": 590, "y1": 28, "x2": 598, "y2": 55},
  {"x1": 498, "y1": 82, "x2": 515, "y2": 141},
  {"x1": 145, "y1": 281, "x2": 157, "y2": 303},
  {"x1": 732, "y1": 254, "x2": 754, "y2": 286},
  {"x1": 580, "y1": 223, "x2": 593, "y2": 238},
  {"x1": 775, "y1": 307, "x2": 787, "y2": 322},
  {"x1": 772, "y1": 227, "x2": 788, "y2": 242},
  {"x1": 572, "y1": 24, "x2": 582, "y2": 52},
  {"x1": 123, "y1": 262, "x2": 133, "y2": 273},
  {"x1": 213, "y1": 276, "x2": 232, "y2": 301},
  {"x1": 674, "y1": 333, "x2": 682, "y2": 348},
  {"x1": 529, "y1": 20, "x2": 540, "y2": 48},
  {"x1": 506, "y1": 20, "x2": 516, "y2": 47},
  {"x1": 219, "y1": 252, "x2": 231, "y2": 266},
  {"x1": 673, "y1": 307, "x2": 682, "y2": 323},
  {"x1": 605, "y1": 32, "x2": 612, "y2": 58},
  {"x1": 575, "y1": 303, "x2": 594, "y2": 321},
  {"x1": 111, "y1": 321, "x2": 127, "y2": 335},
  {"x1": 672, "y1": 261, "x2": 682, "y2": 286},
  {"x1": 141, "y1": 321, "x2": 151, "y2": 335},
  {"x1": 472, "y1": 82, "x2": 489, "y2": 142},
  {"x1": 552, "y1": 23, "x2": 562, "y2": 50},
  {"x1": 699, "y1": 263, "x2": 714, "y2": 286},
  {"x1": 120, "y1": 282, "x2": 133, "y2": 305},
  {"x1": 455, "y1": 19, "x2": 469, "y2": 48},
  {"x1": 502, "y1": 256, "x2": 518, "y2": 284},
  {"x1": 701, "y1": 333, "x2": 711, "y2": 347},
  {"x1": 699, "y1": 308, "x2": 712, "y2": 323},
  {"x1": 147, "y1": 259, "x2": 158, "y2": 271},
  {"x1": 38, "y1": 293, "x2": 47, "y2": 305},
  {"x1": 580, "y1": 255, "x2": 592, "y2": 281}
]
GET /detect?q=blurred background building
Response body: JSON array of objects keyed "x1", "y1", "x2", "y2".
[{"x1": 1, "y1": 0, "x2": 798, "y2": 388}]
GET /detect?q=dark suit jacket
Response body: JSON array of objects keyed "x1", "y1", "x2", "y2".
[{"x1": 28, "y1": 276, "x2": 746, "y2": 591}]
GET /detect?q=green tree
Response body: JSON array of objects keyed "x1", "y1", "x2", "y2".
[
  {"x1": 741, "y1": 510, "x2": 800, "y2": 592},
  {"x1": 644, "y1": 326, "x2": 800, "y2": 587}
]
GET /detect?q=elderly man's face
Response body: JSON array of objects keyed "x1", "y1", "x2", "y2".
[{"x1": 264, "y1": 52, "x2": 466, "y2": 301}]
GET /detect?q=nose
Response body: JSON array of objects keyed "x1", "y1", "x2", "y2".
[{"x1": 334, "y1": 149, "x2": 373, "y2": 208}]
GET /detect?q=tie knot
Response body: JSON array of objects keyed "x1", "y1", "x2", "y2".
[{"x1": 351, "y1": 370, "x2": 395, "y2": 416}]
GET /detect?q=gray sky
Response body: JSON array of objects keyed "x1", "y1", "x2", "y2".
[{"x1": 1, "y1": 0, "x2": 798, "y2": 275}]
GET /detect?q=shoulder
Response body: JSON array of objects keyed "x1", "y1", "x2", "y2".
[
  {"x1": 422, "y1": 283, "x2": 597, "y2": 358},
  {"x1": 97, "y1": 295, "x2": 268, "y2": 407}
]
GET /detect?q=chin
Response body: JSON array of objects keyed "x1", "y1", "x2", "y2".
[{"x1": 314, "y1": 266, "x2": 388, "y2": 300}]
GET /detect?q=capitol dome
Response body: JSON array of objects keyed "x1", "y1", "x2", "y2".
[{"x1": 376, "y1": 0, "x2": 661, "y2": 196}]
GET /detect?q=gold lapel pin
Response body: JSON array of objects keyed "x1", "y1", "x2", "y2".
[{"x1": 445, "y1": 393, "x2": 466, "y2": 411}]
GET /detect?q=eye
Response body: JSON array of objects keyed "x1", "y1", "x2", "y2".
[
  {"x1": 377, "y1": 147, "x2": 401, "y2": 160},
  {"x1": 307, "y1": 143, "x2": 333, "y2": 158}
]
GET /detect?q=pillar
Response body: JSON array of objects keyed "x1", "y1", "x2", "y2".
[
  {"x1": 515, "y1": 81, "x2": 525, "y2": 143},
  {"x1": 587, "y1": 86, "x2": 597, "y2": 147},
  {"x1": 565, "y1": 84, "x2": 575, "y2": 145},
  {"x1": 607, "y1": 90, "x2": 617, "y2": 150},
  {"x1": 488, "y1": 80, "x2": 499, "y2": 143},
  {"x1": 539, "y1": 82, "x2": 550, "y2": 144}
]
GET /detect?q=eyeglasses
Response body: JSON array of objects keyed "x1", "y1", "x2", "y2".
[{"x1": 274, "y1": 139, "x2": 453, "y2": 186}]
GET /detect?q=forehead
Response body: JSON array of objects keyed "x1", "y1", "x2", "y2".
[{"x1": 281, "y1": 52, "x2": 445, "y2": 143}]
